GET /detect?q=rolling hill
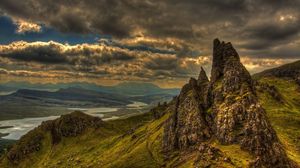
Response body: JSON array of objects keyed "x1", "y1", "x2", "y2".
[
  {"x1": 0, "y1": 87, "x2": 130, "y2": 121},
  {"x1": 253, "y1": 60, "x2": 300, "y2": 85},
  {"x1": 0, "y1": 84, "x2": 178, "y2": 120}
]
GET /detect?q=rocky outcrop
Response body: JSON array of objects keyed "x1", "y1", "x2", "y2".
[
  {"x1": 42, "y1": 111, "x2": 103, "y2": 144},
  {"x1": 6, "y1": 131, "x2": 44, "y2": 164},
  {"x1": 210, "y1": 40, "x2": 292, "y2": 167},
  {"x1": 151, "y1": 101, "x2": 169, "y2": 119},
  {"x1": 211, "y1": 39, "x2": 240, "y2": 83},
  {"x1": 163, "y1": 39, "x2": 296, "y2": 167},
  {"x1": 6, "y1": 111, "x2": 103, "y2": 164},
  {"x1": 198, "y1": 67, "x2": 209, "y2": 86},
  {"x1": 163, "y1": 75, "x2": 211, "y2": 152}
]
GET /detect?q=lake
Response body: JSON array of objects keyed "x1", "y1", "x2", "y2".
[{"x1": 0, "y1": 102, "x2": 147, "y2": 140}]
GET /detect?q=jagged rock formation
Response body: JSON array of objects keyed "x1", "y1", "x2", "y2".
[
  {"x1": 163, "y1": 39, "x2": 296, "y2": 167},
  {"x1": 163, "y1": 76, "x2": 212, "y2": 152},
  {"x1": 211, "y1": 39, "x2": 240, "y2": 83},
  {"x1": 6, "y1": 111, "x2": 103, "y2": 164}
]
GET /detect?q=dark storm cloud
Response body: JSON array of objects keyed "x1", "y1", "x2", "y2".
[
  {"x1": 144, "y1": 55, "x2": 177, "y2": 70},
  {"x1": 248, "y1": 23, "x2": 300, "y2": 41},
  {"x1": 0, "y1": 41, "x2": 136, "y2": 66},
  {"x1": 0, "y1": 0, "x2": 299, "y2": 59},
  {"x1": 0, "y1": 0, "x2": 300, "y2": 85},
  {"x1": 0, "y1": 41, "x2": 211, "y2": 82},
  {"x1": 0, "y1": 1, "x2": 296, "y2": 36},
  {"x1": 0, "y1": 0, "x2": 132, "y2": 37},
  {"x1": 1, "y1": 44, "x2": 67, "y2": 63}
]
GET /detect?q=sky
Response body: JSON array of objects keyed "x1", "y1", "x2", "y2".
[{"x1": 0, "y1": 0, "x2": 299, "y2": 88}]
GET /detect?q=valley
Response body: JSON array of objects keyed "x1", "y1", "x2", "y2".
[
  {"x1": 0, "y1": 82, "x2": 178, "y2": 121},
  {"x1": 0, "y1": 101, "x2": 148, "y2": 140}
]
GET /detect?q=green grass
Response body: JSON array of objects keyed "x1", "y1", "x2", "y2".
[
  {"x1": 212, "y1": 141, "x2": 253, "y2": 167},
  {"x1": 0, "y1": 110, "x2": 167, "y2": 168},
  {"x1": 257, "y1": 77, "x2": 300, "y2": 164}
]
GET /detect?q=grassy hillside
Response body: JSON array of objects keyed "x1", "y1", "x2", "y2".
[
  {"x1": 253, "y1": 60, "x2": 300, "y2": 86},
  {"x1": 256, "y1": 77, "x2": 300, "y2": 164},
  {"x1": 1, "y1": 76, "x2": 299, "y2": 167},
  {"x1": 0, "y1": 108, "x2": 256, "y2": 167},
  {"x1": 0, "y1": 110, "x2": 163, "y2": 168}
]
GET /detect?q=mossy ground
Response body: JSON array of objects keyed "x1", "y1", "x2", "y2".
[{"x1": 257, "y1": 77, "x2": 300, "y2": 164}]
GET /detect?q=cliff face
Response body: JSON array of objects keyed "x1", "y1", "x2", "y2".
[
  {"x1": 163, "y1": 77, "x2": 211, "y2": 152},
  {"x1": 163, "y1": 39, "x2": 295, "y2": 167}
]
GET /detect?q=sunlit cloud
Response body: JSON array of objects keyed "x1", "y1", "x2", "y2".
[
  {"x1": 0, "y1": 39, "x2": 207, "y2": 85},
  {"x1": 13, "y1": 19, "x2": 42, "y2": 34},
  {"x1": 0, "y1": 38, "x2": 298, "y2": 87}
]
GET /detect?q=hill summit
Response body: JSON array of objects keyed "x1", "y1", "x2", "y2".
[
  {"x1": 254, "y1": 60, "x2": 300, "y2": 85},
  {"x1": 6, "y1": 111, "x2": 104, "y2": 164},
  {"x1": 162, "y1": 39, "x2": 295, "y2": 167}
]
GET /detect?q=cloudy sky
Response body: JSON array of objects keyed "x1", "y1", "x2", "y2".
[{"x1": 0, "y1": 0, "x2": 299, "y2": 88}]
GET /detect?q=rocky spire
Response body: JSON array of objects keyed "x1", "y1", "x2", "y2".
[
  {"x1": 163, "y1": 39, "x2": 295, "y2": 168},
  {"x1": 163, "y1": 77, "x2": 211, "y2": 152},
  {"x1": 197, "y1": 67, "x2": 209, "y2": 85},
  {"x1": 210, "y1": 39, "x2": 293, "y2": 167},
  {"x1": 211, "y1": 38, "x2": 239, "y2": 83}
]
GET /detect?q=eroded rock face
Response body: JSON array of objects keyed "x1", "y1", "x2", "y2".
[
  {"x1": 7, "y1": 111, "x2": 103, "y2": 164},
  {"x1": 211, "y1": 50, "x2": 292, "y2": 167},
  {"x1": 42, "y1": 111, "x2": 103, "y2": 144},
  {"x1": 163, "y1": 39, "x2": 295, "y2": 167},
  {"x1": 211, "y1": 39, "x2": 240, "y2": 83},
  {"x1": 6, "y1": 131, "x2": 44, "y2": 164},
  {"x1": 163, "y1": 77, "x2": 211, "y2": 152}
]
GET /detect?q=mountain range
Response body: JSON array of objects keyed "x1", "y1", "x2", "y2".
[
  {"x1": 0, "y1": 83, "x2": 179, "y2": 120},
  {"x1": 0, "y1": 39, "x2": 299, "y2": 168},
  {"x1": 0, "y1": 81, "x2": 179, "y2": 96}
]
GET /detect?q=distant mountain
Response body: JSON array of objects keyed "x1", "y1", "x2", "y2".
[
  {"x1": 0, "y1": 87, "x2": 131, "y2": 120},
  {"x1": 131, "y1": 93, "x2": 176, "y2": 104},
  {"x1": 2, "y1": 39, "x2": 298, "y2": 167},
  {"x1": 0, "y1": 81, "x2": 180, "y2": 96},
  {"x1": 9, "y1": 87, "x2": 130, "y2": 105},
  {"x1": 0, "y1": 85, "x2": 177, "y2": 120}
]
